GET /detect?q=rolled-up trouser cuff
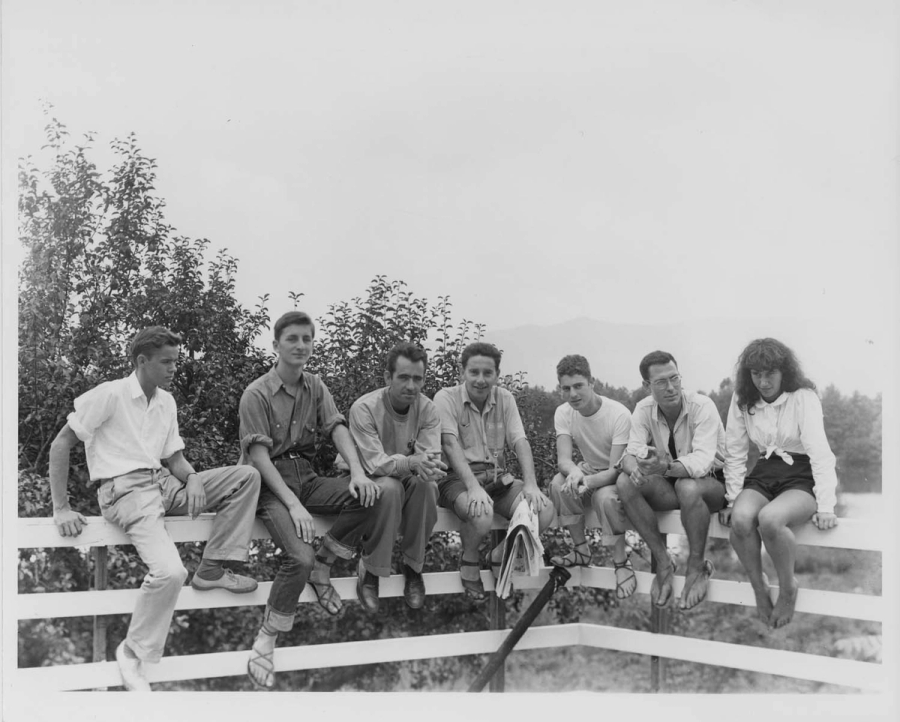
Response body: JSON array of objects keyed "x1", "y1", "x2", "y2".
[
  {"x1": 124, "y1": 635, "x2": 163, "y2": 664},
  {"x1": 323, "y1": 532, "x2": 355, "y2": 560},
  {"x1": 201, "y1": 545, "x2": 250, "y2": 563},
  {"x1": 263, "y1": 604, "x2": 295, "y2": 633}
]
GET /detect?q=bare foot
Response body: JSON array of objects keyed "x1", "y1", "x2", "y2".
[
  {"x1": 751, "y1": 573, "x2": 774, "y2": 624},
  {"x1": 650, "y1": 556, "x2": 676, "y2": 607},
  {"x1": 679, "y1": 559, "x2": 714, "y2": 610},
  {"x1": 770, "y1": 577, "x2": 799, "y2": 629}
]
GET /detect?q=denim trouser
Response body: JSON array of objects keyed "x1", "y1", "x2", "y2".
[
  {"x1": 549, "y1": 472, "x2": 631, "y2": 546},
  {"x1": 97, "y1": 465, "x2": 261, "y2": 662},
  {"x1": 258, "y1": 458, "x2": 412, "y2": 632}
]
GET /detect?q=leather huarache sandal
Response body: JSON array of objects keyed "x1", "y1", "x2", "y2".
[
  {"x1": 550, "y1": 543, "x2": 592, "y2": 568},
  {"x1": 613, "y1": 555, "x2": 637, "y2": 600},
  {"x1": 247, "y1": 640, "x2": 276, "y2": 690},
  {"x1": 458, "y1": 554, "x2": 487, "y2": 601},
  {"x1": 308, "y1": 555, "x2": 343, "y2": 616}
]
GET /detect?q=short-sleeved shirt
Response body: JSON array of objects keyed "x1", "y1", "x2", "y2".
[
  {"x1": 346, "y1": 388, "x2": 441, "y2": 479},
  {"x1": 554, "y1": 396, "x2": 631, "y2": 470},
  {"x1": 433, "y1": 383, "x2": 526, "y2": 468},
  {"x1": 238, "y1": 366, "x2": 345, "y2": 464},
  {"x1": 625, "y1": 391, "x2": 726, "y2": 478},
  {"x1": 66, "y1": 372, "x2": 185, "y2": 480}
]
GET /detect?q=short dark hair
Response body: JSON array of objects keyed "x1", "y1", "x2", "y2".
[
  {"x1": 274, "y1": 311, "x2": 315, "y2": 341},
  {"x1": 385, "y1": 342, "x2": 428, "y2": 376},
  {"x1": 734, "y1": 338, "x2": 816, "y2": 411},
  {"x1": 639, "y1": 350, "x2": 677, "y2": 381},
  {"x1": 130, "y1": 326, "x2": 182, "y2": 367},
  {"x1": 556, "y1": 354, "x2": 592, "y2": 380},
  {"x1": 460, "y1": 342, "x2": 502, "y2": 372}
]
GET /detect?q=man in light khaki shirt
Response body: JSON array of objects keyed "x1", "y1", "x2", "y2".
[{"x1": 434, "y1": 342, "x2": 554, "y2": 600}]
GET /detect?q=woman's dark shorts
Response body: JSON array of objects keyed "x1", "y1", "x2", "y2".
[{"x1": 743, "y1": 452, "x2": 815, "y2": 502}]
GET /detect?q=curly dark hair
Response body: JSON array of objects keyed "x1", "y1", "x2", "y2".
[{"x1": 734, "y1": 337, "x2": 816, "y2": 412}]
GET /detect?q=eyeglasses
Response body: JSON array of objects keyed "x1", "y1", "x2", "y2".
[{"x1": 648, "y1": 374, "x2": 682, "y2": 390}]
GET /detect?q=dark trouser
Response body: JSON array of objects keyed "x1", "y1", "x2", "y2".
[{"x1": 257, "y1": 457, "x2": 398, "y2": 632}]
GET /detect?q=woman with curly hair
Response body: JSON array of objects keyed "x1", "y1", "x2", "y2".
[{"x1": 719, "y1": 338, "x2": 837, "y2": 629}]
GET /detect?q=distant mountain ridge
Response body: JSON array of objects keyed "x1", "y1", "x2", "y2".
[{"x1": 482, "y1": 317, "x2": 882, "y2": 396}]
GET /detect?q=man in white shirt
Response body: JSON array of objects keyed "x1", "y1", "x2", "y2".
[
  {"x1": 548, "y1": 355, "x2": 635, "y2": 599},
  {"x1": 615, "y1": 351, "x2": 726, "y2": 611},
  {"x1": 49, "y1": 326, "x2": 261, "y2": 691}
]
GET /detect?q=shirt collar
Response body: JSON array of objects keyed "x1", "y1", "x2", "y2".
[
  {"x1": 127, "y1": 372, "x2": 146, "y2": 400},
  {"x1": 128, "y1": 371, "x2": 166, "y2": 408},
  {"x1": 650, "y1": 391, "x2": 688, "y2": 426},
  {"x1": 753, "y1": 391, "x2": 790, "y2": 410},
  {"x1": 461, "y1": 383, "x2": 496, "y2": 411},
  {"x1": 264, "y1": 365, "x2": 309, "y2": 396}
]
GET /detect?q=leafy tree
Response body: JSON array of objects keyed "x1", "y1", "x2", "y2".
[{"x1": 17, "y1": 112, "x2": 271, "y2": 672}]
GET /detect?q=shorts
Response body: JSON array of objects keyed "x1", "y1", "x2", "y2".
[
  {"x1": 438, "y1": 462, "x2": 525, "y2": 520},
  {"x1": 743, "y1": 452, "x2": 815, "y2": 502}
]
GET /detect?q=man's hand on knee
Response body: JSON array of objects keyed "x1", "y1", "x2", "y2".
[{"x1": 466, "y1": 486, "x2": 493, "y2": 518}]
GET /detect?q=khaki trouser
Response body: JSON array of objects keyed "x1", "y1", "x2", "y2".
[{"x1": 98, "y1": 465, "x2": 260, "y2": 662}]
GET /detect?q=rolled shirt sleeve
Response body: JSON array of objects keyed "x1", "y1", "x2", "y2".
[
  {"x1": 160, "y1": 409, "x2": 185, "y2": 460},
  {"x1": 433, "y1": 389, "x2": 460, "y2": 439},
  {"x1": 675, "y1": 396, "x2": 721, "y2": 478},
  {"x1": 723, "y1": 393, "x2": 750, "y2": 507},
  {"x1": 67, "y1": 383, "x2": 117, "y2": 445},
  {"x1": 238, "y1": 386, "x2": 275, "y2": 455},
  {"x1": 798, "y1": 390, "x2": 838, "y2": 514}
]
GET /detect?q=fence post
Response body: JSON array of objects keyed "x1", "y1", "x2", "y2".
[
  {"x1": 488, "y1": 528, "x2": 506, "y2": 693},
  {"x1": 92, "y1": 547, "x2": 109, "y2": 668},
  {"x1": 649, "y1": 535, "x2": 668, "y2": 693}
]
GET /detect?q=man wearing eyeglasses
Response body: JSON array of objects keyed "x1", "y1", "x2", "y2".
[{"x1": 615, "y1": 351, "x2": 726, "y2": 611}]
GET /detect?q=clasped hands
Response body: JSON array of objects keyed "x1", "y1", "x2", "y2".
[{"x1": 411, "y1": 449, "x2": 447, "y2": 482}]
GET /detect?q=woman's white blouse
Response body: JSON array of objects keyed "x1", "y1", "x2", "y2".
[{"x1": 723, "y1": 388, "x2": 837, "y2": 513}]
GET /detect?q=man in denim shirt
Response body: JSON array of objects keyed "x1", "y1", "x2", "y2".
[{"x1": 239, "y1": 311, "x2": 396, "y2": 689}]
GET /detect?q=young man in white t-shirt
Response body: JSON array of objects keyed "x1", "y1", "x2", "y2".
[{"x1": 548, "y1": 355, "x2": 636, "y2": 599}]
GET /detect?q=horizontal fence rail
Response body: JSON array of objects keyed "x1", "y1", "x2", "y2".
[
  {"x1": 17, "y1": 509, "x2": 881, "y2": 551},
  {"x1": 16, "y1": 509, "x2": 882, "y2": 692}
]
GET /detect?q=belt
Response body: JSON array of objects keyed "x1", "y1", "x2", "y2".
[{"x1": 271, "y1": 449, "x2": 310, "y2": 462}]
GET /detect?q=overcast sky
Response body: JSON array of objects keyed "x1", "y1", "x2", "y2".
[{"x1": 5, "y1": 0, "x2": 898, "y2": 372}]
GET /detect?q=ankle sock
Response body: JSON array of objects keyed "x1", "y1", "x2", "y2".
[{"x1": 195, "y1": 559, "x2": 225, "y2": 581}]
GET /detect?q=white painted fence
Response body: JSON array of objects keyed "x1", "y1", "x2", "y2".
[{"x1": 16, "y1": 510, "x2": 883, "y2": 692}]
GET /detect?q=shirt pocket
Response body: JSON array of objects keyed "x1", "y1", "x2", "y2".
[{"x1": 459, "y1": 418, "x2": 480, "y2": 450}]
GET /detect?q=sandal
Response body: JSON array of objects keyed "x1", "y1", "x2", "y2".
[
  {"x1": 247, "y1": 640, "x2": 276, "y2": 690},
  {"x1": 613, "y1": 555, "x2": 637, "y2": 600},
  {"x1": 309, "y1": 557, "x2": 342, "y2": 616},
  {"x1": 458, "y1": 554, "x2": 486, "y2": 601},
  {"x1": 550, "y1": 544, "x2": 592, "y2": 568}
]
